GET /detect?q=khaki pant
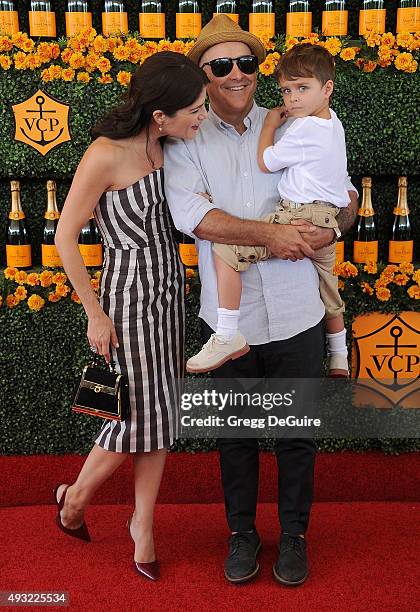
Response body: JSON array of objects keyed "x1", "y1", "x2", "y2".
[{"x1": 213, "y1": 199, "x2": 344, "y2": 319}]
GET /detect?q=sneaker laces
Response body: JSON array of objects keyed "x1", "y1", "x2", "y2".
[
  {"x1": 281, "y1": 534, "x2": 305, "y2": 558},
  {"x1": 204, "y1": 334, "x2": 228, "y2": 351},
  {"x1": 230, "y1": 532, "x2": 253, "y2": 557}
]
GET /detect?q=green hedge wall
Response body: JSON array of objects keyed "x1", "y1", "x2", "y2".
[{"x1": 12, "y1": 1, "x2": 400, "y2": 42}]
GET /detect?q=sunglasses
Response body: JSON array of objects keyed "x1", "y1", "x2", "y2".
[{"x1": 200, "y1": 55, "x2": 259, "y2": 78}]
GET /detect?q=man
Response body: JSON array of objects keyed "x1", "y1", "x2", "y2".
[{"x1": 164, "y1": 15, "x2": 358, "y2": 586}]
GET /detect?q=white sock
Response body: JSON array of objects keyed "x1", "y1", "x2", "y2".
[
  {"x1": 326, "y1": 328, "x2": 347, "y2": 356},
  {"x1": 216, "y1": 308, "x2": 240, "y2": 340}
]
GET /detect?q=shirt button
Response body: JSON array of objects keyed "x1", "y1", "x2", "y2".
[
  {"x1": 243, "y1": 172, "x2": 248, "y2": 177},
  {"x1": 246, "y1": 202, "x2": 252, "y2": 208}
]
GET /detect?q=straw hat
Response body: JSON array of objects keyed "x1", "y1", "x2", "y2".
[{"x1": 187, "y1": 14, "x2": 266, "y2": 66}]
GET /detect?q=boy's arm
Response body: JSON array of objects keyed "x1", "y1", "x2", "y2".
[{"x1": 257, "y1": 107, "x2": 289, "y2": 173}]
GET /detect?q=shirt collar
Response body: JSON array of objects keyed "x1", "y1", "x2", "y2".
[{"x1": 208, "y1": 102, "x2": 259, "y2": 134}]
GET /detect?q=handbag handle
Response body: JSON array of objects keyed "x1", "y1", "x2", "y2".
[{"x1": 90, "y1": 351, "x2": 118, "y2": 375}]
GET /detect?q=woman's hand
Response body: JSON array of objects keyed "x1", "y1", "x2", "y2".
[{"x1": 87, "y1": 310, "x2": 119, "y2": 363}]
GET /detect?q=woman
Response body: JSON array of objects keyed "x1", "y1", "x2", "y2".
[{"x1": 54, "y1": 52, "x2": 208, "y2": 581}]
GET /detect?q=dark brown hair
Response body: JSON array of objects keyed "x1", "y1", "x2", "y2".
[
  {"x1": 275, "y1": 43, "x2": 335, "y2": 85},
  {"x1": 92, "y1": 51, "x2": 208, "y2": 141}
]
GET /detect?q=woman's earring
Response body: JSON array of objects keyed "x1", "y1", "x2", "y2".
[{"x1": 158, "y1": 125, "x2": 163, "y2": 132}]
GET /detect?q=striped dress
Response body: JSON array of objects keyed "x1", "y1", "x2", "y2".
[{"x1": 93, "y1": 168, "x2": 184, "y2": 452}]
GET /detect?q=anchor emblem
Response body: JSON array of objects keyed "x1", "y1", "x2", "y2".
[{"x1": 12, "y1": 89, "x2": 71, "y2": 156}]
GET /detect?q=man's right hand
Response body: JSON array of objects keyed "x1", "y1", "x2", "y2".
[{"x1": 265, "y1": 224, "x2": 315, "y2": 261}]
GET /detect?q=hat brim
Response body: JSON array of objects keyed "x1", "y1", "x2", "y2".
[{"x1": 187, "y1": 31, "x2": 266, "y2": 66}]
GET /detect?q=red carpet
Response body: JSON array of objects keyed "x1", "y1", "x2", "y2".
[{"x1": 0, "y1": 502, "x2": 418, "y2": 612}]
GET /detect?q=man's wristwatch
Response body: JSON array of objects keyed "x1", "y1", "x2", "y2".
[{"x1": 328, "y1": 226, "x2": 341, "y2": 246}]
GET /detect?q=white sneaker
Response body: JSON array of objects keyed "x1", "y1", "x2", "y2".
[{"x1": 186, "y1": 332, "x2": 250, "y2": 373}]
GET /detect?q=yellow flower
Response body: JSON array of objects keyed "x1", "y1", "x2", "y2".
[
  {"x1": 93, "y1": 35, "x2": 109, "y2": 54},
  {"x1": 40, "y1": 270, "x2": 54, "y2": 287},
  {"x1": 381, "y1": 32, "x2": 395, "y2": 47},
  {"x1": 22, "y1": 38, "x2": 35, "y2": 53},
  {"x1": 85, "y1": 52, "x2": 100, "y2": 72},
  {"x1": 0, "y1": 36, "x2": 13, "y2": 52},
  {"x1": 396, "y1": 32, "x2": 414, "y2": 49},
  {"x1": 26, "y1": 53, "x2": 42, "y2": 70},
  {"x1": 285, "y1": 37, "x2": 299, "y2": 50},
  {"x1": 4, "y1": 266, "x2": 18, "y2": 280},
  {"x1": 71, "y1": 290, "x2": 81, "y2": 304},
  {"x1": 113, "y1": 44, "x2": 130, "y2": 61},
  {"x1": 48, "y1": 292, "x2": 61, "y2": 302},
  {"x1": 170, "y1": 40, "x2": 185, "y2": 54},
  {"x1": 94, "y1": 270, "x2": 102, "y2": 279},
  {"x1": 338, "y1": 279, "x2": 345, "y2": 291},
  {"x1": 107, "y1": 36, "x2": 120, "y2": 53},
  {"x1": 90, "y1": 278, "x2": 99, "y2": 292},
  {"x1": 402, "y1": 59, "x2": 418, "y2": 74},
  {"x1": 11, "y1": 32, "x2": 27, "y2": 48},
  {"x1": 363, "y1": 261, "x2": 377, "y2": 274},
  {"x1": 50, "y1": 42, "x2": 60, "y2": 59},
  {"x1": 383, "y1": 264, "x2": 399, "y2": 274},
  {"x1": 26, "y1": 273, "x2": 40, "y2": 286},
  {"x1": 55, "y1": 283, "x2": 71, "y2": 297},
  {"x1": 340, "y1": 47, "x2": 357, "y2": 61},
  {"x1": 41, "y1": 68, "x2": 53, "y2": 82},
  {"x1": 365, "y1": 31, "x2": 381, "y2": 47},
  {"x1": 394, "y1": 52, "x2": 415, "y2": 71},
  {"x1": 185, "y1": 268, "x2": 195, "y2": 279},
  {"x1": 117, "y1": 70, "x2": 132, "y2": 86},
  {"x1": 337, "y1": 261, "x2": 358, "y2": 278},
  {"x1": 52, "y1": 272, "x2": 67, "y2": 285},
  {"x1": 98, "y1": 73, "x2": 113, "y2": 84},
  {"x1": 61, "y1": 47, "x2": 73, "y2": 63},
  {"x1": 6, "y1": 294, "x2": 18, "y2": 308},
  {"x1": 14, "y1": 286, "x2": 27, "y2": 301},
  {"x1": 363, "y1": 60, "x2": 377, "y2": 73},
  {"x1": 27, "y1": 294, "x2": 45, "y2": 311},
  {"x1": 361, "y1": 281, "x2": 374, "y2": 295},
  {"x1": 407, "y1": 285, "x2": 420, "y2": 299},
  {"x1": 376, "y1": 286, "x2": 391, "y2": 302},
  {"x1": 157, "y1": 40, "x2": 172, "y2": 53},
  {"x1": 412, "y1": 269, "x2": 420, "y2": 285},
  {"x1": 0, "y1": 54, "x2": 12, "y2": 70},
  {"x1": 393, "y1": 273, "x2": 409, "y2": 286},
  {"x1": 398, "y1": 262, "x2": 414, "y2": 275},
  {"x1": 69, "y1": 52, "x2": 85, "y2": 69},
  {"x1": 0, "y1": 296, "x2": 2, "y2": 307},
  {"x1": 96, "y1": 56, "x2": 111, "y2": 73},
  {"x1": 62, "y1": 67, "x2": 75, "y2": 81},
  {"x1": 375, "y1": 276, "x2": 390, "y2": 289},
  {"x1": 324, "y1": 37, "x2": 342, "y2": 56},
  {"x1": 77, "y1": 71, "x2": 92, "y2": 83},
  {"x1": 37, "y1": 42, "x2": 52, "y2": 60},
  {"x1": 14, "y1": 270, "x2": 27, "y2": 285},
  {"x1": 13, "y1": 51, "x2": 28, "y2": 70},
  {"x1": 259, "y1": 59, "x2": 275, "y2": 76}
]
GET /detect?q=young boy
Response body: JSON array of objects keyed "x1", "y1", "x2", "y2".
[{"x1": 186, "y1": 43, "x2": 349, "y2": 377}]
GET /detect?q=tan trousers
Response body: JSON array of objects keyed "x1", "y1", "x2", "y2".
[{"x1": 213, "y1": 199, "x2": 344, "y2": 319}]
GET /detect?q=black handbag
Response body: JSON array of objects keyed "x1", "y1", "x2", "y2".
[{"x1": 72, "y1": 356, "x2": 129, "y2": 421}]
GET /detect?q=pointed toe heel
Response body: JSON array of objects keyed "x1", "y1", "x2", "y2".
[
  {"x1": 53, "y1": 484, "x2": 91, "y2": 543},
  {"x1": 134, "y1": 561, "x2": 160, "y2": 581}
]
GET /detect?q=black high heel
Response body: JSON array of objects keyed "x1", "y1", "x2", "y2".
[
  {"x1": 53, "y1": 484, "x2": 91, "y2": 543},
  {"x1": 127, "y1": 517, "x2": 159, "y2": 581}
]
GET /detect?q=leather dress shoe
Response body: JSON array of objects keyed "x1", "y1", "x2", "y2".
[
  {"x1": 273, "y1": 532, "x2": 308, "y2": 586},
  {"x1": 127, "y1": 517, "x2": 159, "y2": 581},
  {"x1": 53, "y1": 484, "x2": 91, "y2": 542},
  {"x1": 224, "y1": 531, "x2": 261, "y2": 583}
]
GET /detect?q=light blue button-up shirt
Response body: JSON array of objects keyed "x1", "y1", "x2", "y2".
[{"x1": 164, "y1": 103, "x2": 353, "y2": 345}]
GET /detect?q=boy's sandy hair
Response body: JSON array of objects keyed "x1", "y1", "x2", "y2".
[{"x1": 275, "y1": 43, "x2": 335, "y2": 85}]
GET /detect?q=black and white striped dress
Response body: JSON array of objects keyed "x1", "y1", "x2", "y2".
[{"x1": 93, "y1": 168, "x2": 184, "y2": 452}]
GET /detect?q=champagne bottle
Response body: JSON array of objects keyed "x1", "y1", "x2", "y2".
[
  {"x1": 29, "y1": 1, "x2": 56, "y2": 39},
  {"x1": 42, "y1": 180, "x2": 62, "y2": 268},
  {"x1": 397, "y1": 0, "x2": 420, "y2": 33},
  {"x1": 335, "y1": 237, "x2": 345, "y2": 264},
  {"x1": 353, "y1": 177, "x2": 378, "y2": 264},
  {"x1": 0, "y1": 1, "x2": 19, "y2": 36},
  {"x1": 6, "y1": 181, "x2": 32, "y2": 270},
  {"x1": 359, "y1": 0, "x2": 386, "y2": 35},
  {"x1": 139, "y1": 0, "x2": 165, "y2": 40},
  {"x1": 214, "y1": 1, "x2": 239, "y2": 24},
  {"x1": 78, "y1": 214, "x2": 103, "y2": 268},
  {"x1": 388, "y1": 177, "x2": 413, "y2": 264},
  {"x1": 176, "y1": 0, "x2": 201, "y2": 40},
  {"x1": 65, "y1": 1, "x2": 92, "y2": 37},
  {"x1": 178, "y1": 232, "x2": 198, "y2": 268},
  {"x1": 286, "y1": 1, "x2": 312, "y2": 38},
  {"x1": 322, "y1": 0, "x2": 348, "y2": 37},
  {"x1": 249, "y1": 1, "x2": 275, "y2": 39},
  {"x1": 102, "y1": 0, "x2": 128, "y2": 36}
]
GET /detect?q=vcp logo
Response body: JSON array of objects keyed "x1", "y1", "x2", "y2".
[
  {"x1": 12, "y1": 89, "x2": 71, "y2": 156},
  {"x1": 352, "y1": 312, "x2": 420, "y2": 408}
]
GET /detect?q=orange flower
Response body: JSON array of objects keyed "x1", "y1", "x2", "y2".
[
  {"x1": 93, "y1": 35, "x2": 109, "y2": 54},
  {"x1": 26, "y1": 273, "x2": 39, "y2": 286},
  {"x1": 0, "y1": 36, "x2": 13, "y2": 52},
  {"x1": 69, "y1": 51, "x2": 85, "y2": 69},
  {"x1": 185, "y1": 283, "x2": 190, "y2": 295},
  {"x1": 52, "y1": 272, "x2": 67, "y2": 285},
  {"x1": 340, "y1": 262, "x2": 358, "y2": 278},
  {"x1": 40, "y1": 271, "x2": 54, "y2": 287},
  {"x1": 363, "y1": 261, "x2": 377, "y2": 274},
  {"x1": 157, "y1": 40, "x2": 172, "y2": 53},
  {"x1": 338, "y1": 279, "x2": 345, "y2": 291},
  {"x1": 14, "y1": 270, "x2": 27, "y2": 285},
  {"x1": 98, "y1": 73, "x2": 113, "y2": 84},
  {"x1": 170, "y1": 40, "x2": 185, "y2": 54},
  {"x1": 412, "y1": 269, "x2": 420, "y2": 285},
  {"x1": 49, "y1": 64, "x2": 62, "y2": 79},
  {"x1": 11, "y1": 32, "x2": 27, "y2": 48},
  {"x1": 49, "y1": 42, "x2": 60, "y2": 59},
  {"x1": 396, "y1": 32, "x2": 414, "y2": 49},
  {"x1": 96, "y1": 56, "x2": 111, "y2": 73},
  {"x1": 77, "y1": 71, "x2": 91, "y2": 83},
  {"x1": 185, "y1": 268, "x2": 195, "y2": 279},
  {"x1": 90, "y1": 278, "x2": 99, "y2": 292},
  {"x1": 381, "y1": 32, "x2": 395, "y2": 47},
  {"x1": 22, "y1": 38, "x2": 35, "y2": 53},
  {"x1": 0, "y1": 54, "x2": 12, "y2": 70},
  {"x1": 0, "y1": 296, "x2": 2, "y2": 308},
  {"x1": 363, "y1": 60, "x2": 377, "y2": 73},
  {"x1": 13, "y1": 51, "x2": 28, "y2": 70},
  {"x1": 375, "y1": 286, "x2": 391, "y2": 302},
  {"x1": 393, "y1": 273, "x2": 409, "y2": 286},
  {"x1": 61, "y1": 47, "x2": 73, "y2": 63},
  {"x1": 324, "y1": 37, "x2": 342, "y2": 56},
  {"x1": 14, "y1": 286, "x2": 27, "y2": 301},
  {"x1": 55, "y1": 284, "x2": 71, "y2": 297},
  {"x1": 383, "y1": 264, "x2": 399, "y2": 274},
  {"x1": 4, "y1": 267, "x2": 18, "y2": 280},
  {"x1": 41, "y1": 68, "x2": 53, "y2": 82},
  {"x1": 117, "y1": 70, "x2": 132, "y2": 86},
  {"x1": 27, "y1": 294, "x2": 45, "y2": 311},
  {"x1": 71, "y1": 290, "x2": 81, "y2": 304},
  {"x1": 398, "y1": 262, "x2": 414, "y2": 275},
  {"x1": 113, "y1": 45, "x2": 130, "y2": 61},
  {"x1": 394, "y1": 52, "x2": 415, "y2": 71},
  {"x1": 340, "y1": 47, "x2": 357, "y2": 61},
  {"x1": 407, "y1": 285, "x2": 420, "y2": 299},
  {"x1": 62, "y1": 67, "x2": 75, "y2": 81},
  {"x1": 6, "y1": 294, "x2": 18, "y2": 308},
  {"x1": 48, "y1": 292, "x2": 61, "y2": 303},
  {"x1": 361, "y1": 282, "x2": 374, "y2": 295},
  {"x1": 259, "y1": 58, "x2": 275, "y2": 76}
]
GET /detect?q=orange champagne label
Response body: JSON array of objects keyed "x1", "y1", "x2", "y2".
[
  {"x1": 179, "y1": 244, "x2": 198, "y2": 267},
  {"x1": 357, "y1": 208, "x2": 375, "y2": 217},
  {"x1": 139, "y1": 13, "x2": 165, "y2": 38},
  {"x1": 249, "y1": 13, "x2": 275, "y2": 38},
  {"x1": 176, "y1": 13, "x2": 202, "y2": 39},
  {"x1": 393, "y1": 207, "x2": 409, "y2": 216},
  {"x1": 335, "y1": 240, "x2": 345, "y2": 264},
  {"x1": 6, "y1": 244, "x2": 32, "y2": 268},
  {"x1": 42, "y1": 244, "x2": 62, "y2": 268},
  {"x1": 9, "y1": 211, "x2": 25, "y2": 220},
  {"x1": 65, "y1": 12, "x2": 93, "y2": 37},
  {"x1": 44, "y1": 211, "x2": 60, "y2": 220},
  {"x1": 79, "y1": 244, "x2": 103, "y2": 267},
  {"x1": 359, "y1": 9, "x2": 386, "y2": 35},
  {"x1": 0, "y1": 10, "x2": 19, "y2": 35},
  {"x1": 388, "y1": 240, "x2": 413, "y2": 264},
  {"x1": 396, "y1": 7, "x2": 420, "y2": 33},
  {"x1": 286, "y1": 12, "x2": 312, "y2": 37},
  {"x1": 353, "y1": 241, "x2": 378, "y2": 264},
  {"x1": 213, "y1": 13, "x2": 239, "y2": 23},
  {"x1": 322, "y1": 10, "x2": 348, "y2": 36},
  {"x1": 29, "y1": 11, "x2": 56, "y2": 37},
  {"x1": 102, "y1": 12, "x2": 128, "y2": 36}
]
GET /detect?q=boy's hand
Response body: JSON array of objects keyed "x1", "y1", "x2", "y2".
[{"x1": 264, "y1": 106, "x2": 288, "y2": 129}]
